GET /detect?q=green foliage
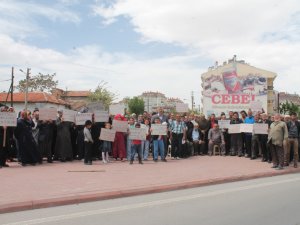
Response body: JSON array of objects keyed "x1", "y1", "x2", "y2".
[
  {"x1": 128, "y1": 97, "x2": 145, "y2": 115},
  {"x1": 279, "y1": 101, "x2": 300, "y2": 116},
  {"x1": 88, "y1": 81, "x2": 117, "y2": 109},
  {"x1": 16, "y1": 73, "x2": 58, "y2": 92}
]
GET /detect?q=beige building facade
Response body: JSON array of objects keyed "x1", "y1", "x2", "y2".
[{"x1": 201, "y1": 58, "x2": 277, "y2": 116}]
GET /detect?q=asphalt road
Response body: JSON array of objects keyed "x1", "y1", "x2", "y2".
[{"x1": 1, "y1": 173, "x2": 300, "y2": 225}]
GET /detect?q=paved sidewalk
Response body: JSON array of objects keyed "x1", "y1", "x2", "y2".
[{"x1": 1, "y1": 156, "x2": 299, "y2": 213}]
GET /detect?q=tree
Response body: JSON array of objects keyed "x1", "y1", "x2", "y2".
[
  {"x1": 279, "y1": 101, "x2": 300, "y2": 116},
  {"x1": 128, "y1": 97, "x2": 145, "y2": 115},
  {"x1": 16, "y1": 73, "x2": 58, "y2": 92},
  {"x1": 88, "y1": 81, "x2": 118, "y2": 109}
]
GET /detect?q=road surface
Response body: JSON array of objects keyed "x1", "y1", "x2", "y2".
[{"x1": 1, "y1": 173, "x2": 300, "y2": 225}]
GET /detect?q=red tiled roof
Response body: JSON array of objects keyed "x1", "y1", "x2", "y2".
[
  {"x1": 65, "y1": 91, "x2": 91, "y2": 97},
  {"x1": 0, "y1": 92, "x2": 68, "y2": 105}
]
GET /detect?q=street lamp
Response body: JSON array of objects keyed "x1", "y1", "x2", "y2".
[{"x1": 20, "y1": 68, "x2": 31, "y2": 111}]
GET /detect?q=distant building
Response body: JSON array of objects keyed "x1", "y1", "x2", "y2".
[
  {"x1": 201, "y1": 56, "x2": 277, "y2": 116},
  {"x1": 0, "y1": 92, "x2": 69, "y2": 113},
  {"x1": 139, "y1": 91, "x2": 184, "y2": 113},
  {"x1": 274, "y1": 92, "x2": 300, "y2": 109},
  {"x1": 51, "y1": 88, "x2": 91, "y2": 111}
]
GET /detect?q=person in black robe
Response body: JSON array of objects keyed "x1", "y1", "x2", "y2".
[
  {"x1": 14, "y1": 111, "x2": 40, "y2": 166},
  {"x1": 54, "y1": 110, "x2": 73, "y2": 162},
  {"x1": 38, "y1": 119, "x2": 55, "y2": 163}
]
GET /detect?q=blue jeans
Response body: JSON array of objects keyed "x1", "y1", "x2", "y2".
[
  {"x1": 131, "y1": 144, "x2": 142, "y2": 161},
  {"x1": 153, "y1": 139, "x2": 165, "y2": 160},
  {"x1": 127, "y1": 137, "x2": 132, "y2": 160},
  {"x1": 141, "y1": 140, "x2": 150, "y2": 160}
]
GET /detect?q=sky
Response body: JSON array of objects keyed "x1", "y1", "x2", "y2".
[{"x1": 0, "y1": 0, "x2": 300, "y2": 108}]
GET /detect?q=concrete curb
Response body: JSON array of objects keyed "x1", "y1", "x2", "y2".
[{"x1": 1, "y1": 168, "x2": 299, "y2": 214}]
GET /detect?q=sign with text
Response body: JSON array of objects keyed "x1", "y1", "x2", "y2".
[
  {"x1": 112, "y1": 120, "x2": 128, "y2": 132},
  {"x1": 218, "y1": 120, "x2": 231, "y2": 129},
  {"x1": 240, "y1": 124, "x2": 254, "y2": 133},
  {"x1": 109, "y1": 104, "x2": 125, "y2": 115},
  {"x1": 128, "y1": 127, "x2": 147, "y2": 140},
  {"x1": 75, "y1": 113, "x2": 93, "y2": 125},
  {"x1": 87, "y1": 101, "x2": 105, "y2": 112},
  {"x1": 253, "y1": 123, "x2": 268, "y2": 134},
  {"x1": 39, "y1": 108, "x2": 57, "y2": 121},
  {"x1": 94, "y1": 111, "x2": 109, "y2": 123},
  {"x1": 99, "y1": 128, "x2": 116, "y2": 142},
  {"x1": 63, "y1": 109, "x2": 76, "y2": 123},
  {"x1": 228, "y1": 124, "x2": 241, "y2": 134},
  {"x1": 151, "y1": 124, "x2": 167, "y2": 135},
  {"x1": 176, "y1": 103, "x2": 189, "y2": 113},
  {"x1": 0, "y1": 112, "x2": 17, "y2": 127}
]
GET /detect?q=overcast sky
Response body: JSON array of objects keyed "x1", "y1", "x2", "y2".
[{"x1": 0, "y1": 0, "x2": 299, "y2": 107}]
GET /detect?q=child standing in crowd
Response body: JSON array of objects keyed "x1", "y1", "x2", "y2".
[
  {"x1": 129, "y1": 123, "x2": 143, "y2": 165},
  {"x1": 101, "y1": 122, "x2": 112, "y2": 164},
  {"x1": 83, "y1": 120, "x2": 94, "y2": 165}
]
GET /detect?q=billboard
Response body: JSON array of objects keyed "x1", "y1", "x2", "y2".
[{"x1": 202, "y1": 67, "x2": 268, "y2": 116}]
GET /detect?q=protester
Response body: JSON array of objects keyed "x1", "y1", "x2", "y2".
[
  {"x1": 268, "y1": 113, "x2": 288, "y2": 170},
  {"x1": 286, "y1": 112, "x2": 300, "y2": 168},
  {"x1": 169, "y1": 114, "x2": 186, "y2": 159},
  {"x1": 101, "y1": 122, "x2": 112, "y2": 163},
  {"x1": 83, "y1": 120, "x2": 94, "y2": 165},
  {"x1": 208, "y1": 123, "x2": 225, "y2": 156},
  {"x1": 129, "y1": 123, "x2": 143, "y2": 165},
  {"x1": 151, "y1": 117, "x2": 167, "y2": 162},
  {"x1": 112, "y1": 114, "x2": 126, "y2": 161}
]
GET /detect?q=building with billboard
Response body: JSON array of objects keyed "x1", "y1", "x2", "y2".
[{"x1": 201, "y1": 57, "x2": 277, "y2": 116}]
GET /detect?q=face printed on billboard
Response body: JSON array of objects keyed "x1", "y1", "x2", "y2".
[{"x1": 202, "y1": 67, "x2": 268, "y2": 116}]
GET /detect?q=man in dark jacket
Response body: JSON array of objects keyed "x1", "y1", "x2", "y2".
[{"x1": 286, "y1": 112, "x2": 300, "y2": 168}]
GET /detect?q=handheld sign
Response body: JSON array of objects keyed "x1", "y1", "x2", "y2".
[
  {"x1": 0, "y1": 112, "x2": 17, "y2": 127},
  {"x1": 218, "y1": 120, "x2": 231, "y2": 129},
  {"x1": 63, "y1": 109, "x2": 76, "y2": 123},
  {"x1": 228, "y1": 124, "x2": 240, "y2": 134},
  {"x1": 99, "y1": 128, "x2": 116, "y2": 142},
  {"x1": 39, "y1": 108, "x2": 57, "y2": 121},
  {"x1": 112, "y1": 120, "x2": 128, "y2": 132},
  {"x1": 128, "y1": 127, "x2": 147, "y2": 140},
  {"x1": 94, "y1": 111, "x2": 109, "y2": 123},
  {"x1": 75, "y1": 113, "x2": 93, "y2": 125},
  {"x1": 240, "y1": 124, "x2": 254, "y2": 133},
  {"x1": 151, "y1": 124, "x2": 167, "y2": 135}
]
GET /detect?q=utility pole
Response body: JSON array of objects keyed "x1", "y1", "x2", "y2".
[
  {"x1": 191, "y1": 91, "x2": 195, "y2": 111},
  {"x1": 24, "y1": 68, "x2": 30, "y2": 111},
  {"x1": 11, "y1": 67, "x2": 14, "y2": 107}
]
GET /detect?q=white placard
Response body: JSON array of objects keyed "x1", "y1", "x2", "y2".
[
  {"x1": 176, "y1": 103, "x2": 189, "y2": 113},
  {"x1": 112, "y1": 120, "x2": 128, "y2": 132},
  {"x1": 0, "y1": 112, "x2": 17, "y2": 127},
  {"x1": 151, "y1": 124, "x2": 167, "y2": 135},
  {"x1": 75, "y1": 113, "x2": 93, "y2": 125},
  {"x1": 218, "y1": 120, "x2": 231, "y2": 129},
  {"x1": 99, "y1": 128, "x2": 116, "y2": 142},
  {"x1": 250, "y1": 101, "x2": 263, "y2": 112},
  {"x1": 253, "y1": 123, "x2": 268, "y2": 134},
  {"x1": 240, "y1": 124, "x2": 254, "y2": 133},
  {"x1": 63, "y1": 109, "x2": 76, "y2": 123},
  {"x1": 228, "y1": 124, "x2": 241, "y2": 134},
  {"x1": 87, "y1": 101, "x2": 105, "y2": 112},
  {"x1": 128, "y1": 127, "x2": 147, "y2": 140},
  {"x1": 109, "y1": 104, "x2": 125, "y2": 115},
  {"x1": 39, "y1": 108, "x2": 57, "y2": 121},
  {"x1": 94, "y1": 111, "x2": 109, "y2": 123}
]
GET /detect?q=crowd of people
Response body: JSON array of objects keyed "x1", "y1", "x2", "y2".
[{"x1": 0, "y1": 105, "x2": 299, "y2": 170}]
